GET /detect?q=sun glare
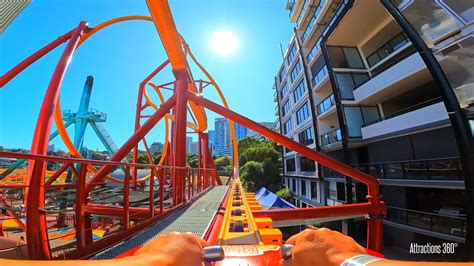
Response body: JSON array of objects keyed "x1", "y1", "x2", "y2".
[{"x1": 209, "y1": 30, "x2": 239, "y2": 56}]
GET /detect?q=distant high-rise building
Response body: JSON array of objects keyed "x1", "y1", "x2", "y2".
[
  {"x1": 48, "y1": 144, "x2": 56, "y2": 152},
  {"x1": 215, "y1": 117, "x2": 250, "y2": 157},
  {"x1": 235, "y1": 123, "x2": 248, "y2": 141},
  {"x1": 208, "y1": 130, "x2": 216, "y2": 156},
  {"x1": 150, "y1": 142, "x2": 163, "y2": 154},
  {"x1": 248, "y1": 122, "x2": 274, "y2": 138},
  {"x1": 215, "y1": 118, "x2": 231, "y2": 157},
  {"x1": 186, "y1": 136, "x2": 193, "y2": 154},
  {"x1": 189, "y1": 142, "x2": 198, "y2": 155}
]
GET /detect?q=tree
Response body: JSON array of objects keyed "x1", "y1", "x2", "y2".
[
  {"x1": 0, "y1": 146, "x2": 4, "y2": 151},
  {"x1": 214, "y1": 155, "x2": 231, "y2": 175},
  {"x1": 187, "y1": 154, "x2": 198, "y2": 168},
  {"x1": 137, "y1": 153, "x2": 150, "y2": 164},
  {"x1": 238, "y1": 137, "x2": 282, "y2": 192},
  {"x1": 238, "y1": 136, "x2": 260, "y2": 155},
  {"x1": 276, "y1": 188, "x2": 292, "y2": 201}
]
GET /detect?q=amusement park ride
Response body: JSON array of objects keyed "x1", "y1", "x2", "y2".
[{"x1": 0, "y1": 0, "x2": 387, "y2": 264}]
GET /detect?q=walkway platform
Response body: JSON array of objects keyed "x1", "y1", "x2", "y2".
[{"x1": 91, "y1": 186, "x2": 228, "y2": 259}]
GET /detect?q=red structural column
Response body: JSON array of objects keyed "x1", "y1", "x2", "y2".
[
  {"x1": 149, "y1": 170, "x2": 155, "y2": 217},
  {"x1": 132, "y1": 60, "x2": 170, "y2": 188},
  {"x1": 85, "y1": 95, "x2": 175, "y2": 192},
  {"x1": 197, "y1": 133, "x2": 203, "y2": 192},
  {"x1": 159, "y1": 168, "x2": 165, "y2": 214},
  {"x1": 25, "y1": 22, "x2": 87, "y2": 260},
  {"x1": 123, "y1": 166, "x2": 130, "y2": 229},
  {"x1": 171, "y1": 71, "x2": 188, "y2": 205},
  {"x1": 75, "y1": 164, "x2": 88, "y2": 250}
]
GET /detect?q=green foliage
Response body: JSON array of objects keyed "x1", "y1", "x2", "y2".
[
  {"x1": 238, "y1": 136, "x2": 260, "y2": 155},
  {"x1": 0, "y1": 146, "x2": 3, "y2": 151},
  {"x1": 238, "y1": 138, "x2": 282, "y2": 192},
  {"x1": 187, "y1": 154, "x2": 198, "y2": 168},
  {"x1": 276, "y1": 188, "x2": 292, "y2": 201},
  {"x1": 214, "y1": 156, "x2": 232, "y2": 175}
]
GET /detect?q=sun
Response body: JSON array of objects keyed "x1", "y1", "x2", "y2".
[{"x1": 209, "y1": 30, "x2": 239, "y2": 56}]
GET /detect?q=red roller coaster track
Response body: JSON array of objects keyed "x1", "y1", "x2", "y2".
[{"x1": 0, "y1": 0, "x2": 386, "y2": 262}]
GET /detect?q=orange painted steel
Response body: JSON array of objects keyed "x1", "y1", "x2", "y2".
[{"x1": 145, "y1": 0, "x2": 208, "y2": 132}]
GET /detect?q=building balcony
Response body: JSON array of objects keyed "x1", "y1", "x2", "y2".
[
  {"x1": 320, "y1": 128, "x2": 342, "y2": 148},
  {"x1": 316, "y1": 93, "x2": 335, "y2": 117},
  {"x1": 353, "y1": 52, "x2": 426, "y2": 104},
  {"x1": 288, "y1": 0, "x2": 304, "y2": 23},
  {"x1": 353, "y1": 157, "x2": 464, "y2": 188},
  {"x1": 360, "y1": 101, "x2": 448, "y2": 140},
  {"x1": 326, "y1": 198, "x2": 347, "y2": 206},
  {"x1": 301, "y1": 0, "x2": 329, "y2": 45},
  {"x1": 385, "y1": 206, "x2": 466, "y2": 243},
  {"x1": 312, "y1": 65, "x2": 329, "y2": 89}
]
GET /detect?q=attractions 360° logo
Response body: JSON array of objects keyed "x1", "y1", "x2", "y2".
[{"x1": 409, "y1": 243, "x2": 459, "y2": 254}]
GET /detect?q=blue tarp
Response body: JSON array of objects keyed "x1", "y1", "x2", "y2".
[{"x1": 254, "y1": 187, "x2": 296, "y2": 210}]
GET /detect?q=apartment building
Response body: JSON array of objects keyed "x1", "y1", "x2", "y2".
[{"x1": 275, "y1": 0, "x2": 472, "y2": 257}]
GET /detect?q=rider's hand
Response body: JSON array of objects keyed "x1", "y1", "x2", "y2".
[
  {"x1": 133, "y1": 232, "x2": 209, "y2": 266},
  {"x1": 281, "y1": 228, "x2": 367, "y2": 266}
]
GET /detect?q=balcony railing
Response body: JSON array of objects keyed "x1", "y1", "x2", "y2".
[
  {"x1": 296, "y1": 0, "x2": 309, "y2": 27},
  {"x1": 312, "y1": 65, "x2": 328, "y2": 88},
  {"x1": 301, "y1": 0, "x2": 327, "y2": 43},
  {"x1": 366, "y1": 32, "x2": 410, "y2": 67},
  {"x1": 353, "y1": 157, "x2": 463, "y2": 181},
  {"x1": 320, "y1": 128, "x2": 342, "y2": 146},
  {"x1": 386, "y1": 206, "x2": 467, "y2": 238},
  {"x1": 361, "y1": 97, "x2": 443, "y2": 127},
  {"x1": 317, "y1": 94, "x2": 335, "y2": 115}
]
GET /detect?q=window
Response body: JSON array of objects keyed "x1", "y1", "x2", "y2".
[
  {"x1": 310, "y1": 182, "x2": 318, "y2": 201},
  {"x1": 280, "y1": 82, "x2": 289, "y2": 100},
  {"x1": 334, "y1": 72, "x2": 369, "y2": 99},
  {"x1": 287, "y1": 44, "x2": 297, "y2": 64},
  {"x1": 301, "y1": 0, "x2": 328, "y2": 43},
  {"x1": 283, "y1": 118, "x2": 294, "y2": 134},
  {"x1": 285, "y1": 147, "x2": 293, "y2": 154},
  {"x1": 298, "y1": 127, "x2": 314, "y2": 145},
  {"x1": 290, "y1": 60, "x2": 302, "y2": 83},
  {"x1": 301, "y1": 180, "x2": 307, "y2": 197},
  {"x1": 293, "y1": 81, "x2": 306, "y2": 103},
  {"x1": 296, "y1": 103, "x2": 310, "y2": 124},
  {"x1": 327, "y1": 46, "x2": 364, "y2": 69},
  {"x1": 300, "y1": 157, "x2": 316, "y2": 172},
  {"x1": 344, "y1": 106, "x2": 380, "y2": 138},
  {"x1": 282, "y1": 100, "x2": 291, "y2": 117},
  {"x1": 286, "y1": 158, "x2": 296, "y2": 172},
  {"x1": 366, "y1": 32, "x2": 410, "y2": 67},
  {"x1": 292, "y1": 178, "x2": 297, "y2": 193},
  {"x1": 442, "y1": 0, "x2": 473, "y2": 22}
]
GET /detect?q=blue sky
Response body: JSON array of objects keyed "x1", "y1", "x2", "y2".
[{"x1": 0, "y1": 0, "x2": 293, "y2": 151}]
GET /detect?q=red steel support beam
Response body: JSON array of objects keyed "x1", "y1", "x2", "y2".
[
  {"x1": 187, "y1": 92, "x2": 385, "y2": 251},
  {"x1": 123, "y1": 166, "x2": 131, "y2": 229},
  {"x1": 25, "y1": 22, "x2": 87, "y2": 260},
  {"x1": 0, "y1": 29, "x2": 74, "y2": 88},
  {"x1": 186, "y1": 92, "x2": 380, "y2": 197},
  {"x1": 172, "y1": 71, "x2": 188, "y2": 205},
  {"x1": 159, "y1": 168, "x2": 165, "y2": 213},
  {"x1": 149, "y1": 170, "x2": 155, "y2": 217},
  {"x1": 45, "y1": 162, "x2": 72, "y2": 185},
  {"x1": 132, "y1": 60, "x2": 170, "y2": 188},
  {"x1": 75, "y1": 164, "x2": 88, "y2": 250},
  {"x1": 253, "y1": 203, "x2": 386, "y2": 221},
  {"x1": 85, "y1": 94, "x2": 176, "y2": 192}
]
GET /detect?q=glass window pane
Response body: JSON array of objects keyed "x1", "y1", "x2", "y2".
[
  {"x1": 328, "y1": 47, "x2": 347, "y2": 68},
  {"x1": 335, "y1": 73, "x2": 355, "y2": 99},
  {"x1": 361, "y1": 106, "x2": 380, "y2": 124},
  {"x1": 443, "y1": 0, "x2": 474, "y2": 22},
  {"x1": 401, "y1": 0, "x2": 464, "y2": 46},
  {"x1": 343, "y1": 47, "x2": 364, "y2": 68},
  {"x1": 344, "y1": 107, "x2": 363, "y2": 137}
]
